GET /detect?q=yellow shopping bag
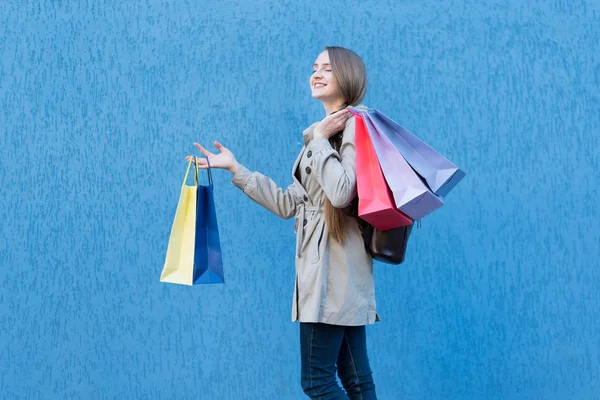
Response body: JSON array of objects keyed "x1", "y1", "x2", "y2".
[{"x1": 160, "y1": 157, "x2": 199, "y2": 285}]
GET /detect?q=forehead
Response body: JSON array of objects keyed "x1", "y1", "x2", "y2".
[{"x1": 313, "y1": 50, "x2": 330, "y2": 64}]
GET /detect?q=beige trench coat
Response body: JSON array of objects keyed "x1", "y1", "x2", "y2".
[{"x1": 231, "y1": 104, "x2": 380, "y2": 326}]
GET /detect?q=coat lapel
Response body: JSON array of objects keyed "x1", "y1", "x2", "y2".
[
  {"x1": 291, "y1": 121, "x2": 319, "y2": 193},
  {"x1": 291, "y1": 146, "x2": 306, "y2": 192}
]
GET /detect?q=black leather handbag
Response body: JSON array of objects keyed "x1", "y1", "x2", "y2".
[
  {"x1": 360, "y1": 219, "x2": 413, "y2": 264},
  {"x1": 346, "y1": 197, "x2": 414, "y2": 265}
]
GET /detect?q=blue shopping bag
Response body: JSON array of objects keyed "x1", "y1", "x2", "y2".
[
  {"x1": 369, "y1": 109, "x2": 466, "y2": 197},
  {"x1": 193, "y1": 158, "x2": 224, "y2": 284}
]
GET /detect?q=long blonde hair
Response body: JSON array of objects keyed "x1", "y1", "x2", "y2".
[{"x1": 323, "y1": 46, "x2": 368, "y2": 243}]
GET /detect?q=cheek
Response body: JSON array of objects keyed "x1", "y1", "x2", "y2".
[
  {"x1": 325, "y1": 75, "x2": 338, "y2": 91},
  {"x1": 326, "y1": 81, "x2": 338, "y2": 94}
]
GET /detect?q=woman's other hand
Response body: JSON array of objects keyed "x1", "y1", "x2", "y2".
[
  {"x1": 185, "y1": 141, "x2": 241, "y2": 174},
  {"x1": 313, "y1": 109, "x2": 352, "y2": 140}
]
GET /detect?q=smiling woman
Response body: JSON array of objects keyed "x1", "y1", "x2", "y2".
[
  {"x1": 187, "y1": 46, "x2": 377, "y2": 399},
  {"x1": 311, "y1": 47, "x2": 368, "y2": 246}
]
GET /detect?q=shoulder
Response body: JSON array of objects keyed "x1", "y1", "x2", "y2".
[
  {"x1": 344, "y1": 103, "x2": 369, "y2": 130},
  {"x1": 342, "y1": 115, "x2": 356, "y2": 140},
  {"x1": 342, "y1": 103, "x2": 369, "y2": 143}
]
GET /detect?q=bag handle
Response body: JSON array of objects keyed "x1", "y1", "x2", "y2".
[
  {"x1": 182, "y1": 157, "x2": 196, "y2": 186},
  {"x1": 347, "y1": 106, "x2": 374, "y2": 115},
  {"x1": 181, "y1": 156, "x2": 213, "y2": 187},
  {"x1": 182, "y1": 157, "x2": 200, "y2": 186},
  {"x1": 347, "y1": 107, "x2": 361, "y2": 116},
  {"x1": 205, "y1": 157, "x2": 213, "y2": 187}
]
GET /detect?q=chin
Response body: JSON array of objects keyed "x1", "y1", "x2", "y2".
[{"x1": 311, "y1": 91, "x2": 328, "y2": 100}]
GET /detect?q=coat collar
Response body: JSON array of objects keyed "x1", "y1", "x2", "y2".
[{"x1": 302, "y1": 122, "x2": 320, "y2": 146}]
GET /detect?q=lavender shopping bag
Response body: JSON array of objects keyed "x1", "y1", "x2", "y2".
[
  {"x1": 369, "y1": 109, "x2": 466, "y2": 197},
  {"x1": 356, "y1": 109, "x2": 444, "y2": 221}
]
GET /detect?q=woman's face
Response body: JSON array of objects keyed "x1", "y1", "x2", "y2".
[{"x1": 310, "y1": 50, "x2": 341, "y2": 102}]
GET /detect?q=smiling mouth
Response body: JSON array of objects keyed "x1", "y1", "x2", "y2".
[{"x1": 313, "y1": 83, "x2": 327, "y2": 88}]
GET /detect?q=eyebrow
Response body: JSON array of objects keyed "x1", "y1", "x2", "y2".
[{"x1": 313, "y1": 63, "x2": 331, "y2": 68}]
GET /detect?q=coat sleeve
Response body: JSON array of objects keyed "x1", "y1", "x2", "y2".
[
  {"x1": 231, "y1": 165, "x2": 300, "y2": 220},
  {"x1": 304, "y1": 116, "x2": 357, "y2": 208}
]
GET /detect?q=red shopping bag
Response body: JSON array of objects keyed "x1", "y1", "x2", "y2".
[{"x1": 353, "y1": 112, "x2": 412, "y2": 230}]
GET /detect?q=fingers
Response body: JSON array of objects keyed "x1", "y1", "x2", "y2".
[
  {"x1": 196, "y1": 162, "x2": 210, "y2": 169},
  {"x1": 194, "y1": 142, "x2": 212, "y2": 157},
  {"x1": 195, "y1": 141, "x2": 228, "y2": 154},
  {"x1": 187, "y1": 141, "x2": 223, "y2": 169},
  {"x1": 213, "y1": 141, "x2": 226, "y2": 151},
  {"x1": 184, "y1": 156, "x2": 208, "y2": 164},
  {"x1": 331, "y1": 107, "x2": 350, "y2": 116},
  {"x1": 333, "y1": 110, "x2": 351, "y2": 128},
  {"x1": 185, "y1": 156, "x2": 209, "y2": 167},
  {"x1": 329, "y1": 109, "x2": 351, "y2": 123},
  {"x1": 338, "y1": 108, "x2": 351, "y2": 120},
  {"x1": 315, "y1": 109, "x2": 351, "y2": 139},
  {"x1": 340, "y1": 109, "x2": 352, "y2": 122}
]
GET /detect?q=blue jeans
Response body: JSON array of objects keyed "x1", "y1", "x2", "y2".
[{"x1": 300, "y1": 322, "x2": 377, "y2": 399}]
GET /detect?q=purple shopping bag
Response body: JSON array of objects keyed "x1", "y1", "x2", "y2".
[
  {"x1": 369, "y1": 109, "x2": 466, "y2": 197},
  {"x1": 357, "y1": 109, "x2": 444, "y2": 221}
]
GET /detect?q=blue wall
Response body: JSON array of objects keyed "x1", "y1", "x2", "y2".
[{"x1": 1, "y1": 1, "x2": 599, "y2": 399}]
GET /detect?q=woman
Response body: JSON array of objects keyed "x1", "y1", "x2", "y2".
[{"x1": 187, "y1": 46, "x2": 378, "y2": 400}]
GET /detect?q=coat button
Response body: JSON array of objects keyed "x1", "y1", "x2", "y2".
[
  {"x1": 303, "y1": 195, "x2": 308, "y2": 202},
  {"x1": 305, "y1": 166, "x2": 311, "y2": 174},
  {"x1": 303, "y1": 219, "x2": 308, "y2": 226},
  {"x1": 307, "y1": 150, "x2": 312, "y2": 158}
]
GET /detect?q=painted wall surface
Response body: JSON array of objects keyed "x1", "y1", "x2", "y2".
[{"x1": 1, "y1": 1, "x2": 599, "y2": 399}]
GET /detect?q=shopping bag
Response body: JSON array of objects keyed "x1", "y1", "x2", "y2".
[
  {"x1": 354, "y1": 108, "x2": 444, "y2": 220},
  {"x1": 352, "y1": 110, "x2": 412, "y2": 231},
  {"x1": 160, "y1": 157, "x2": 200, "y2": 285},
  {"x1": 369, "y1": 109, "x2": 466, "y2": 197},
  {"x1": 160, "y1": 157, "x2": 224, "y2": 285},
  {"x1": 192, "y1": 160, "x2": 224, "y2": 284}
]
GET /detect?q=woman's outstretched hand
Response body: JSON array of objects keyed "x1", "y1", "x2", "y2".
[{"x1": 185, "y1": 141, "x2": 241, "y2": 174}]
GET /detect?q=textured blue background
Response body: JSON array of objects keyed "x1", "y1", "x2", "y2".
[{"x1": 1, "y1": 1, "x2": 599, "y2": 399}]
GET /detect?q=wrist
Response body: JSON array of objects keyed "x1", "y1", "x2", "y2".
[
  {"x1": 228, "y1": 161, "x2": 241, "y2": 175},
  {"x1": 313, "y1": 130, "x2": 325, "y2": 140}
]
